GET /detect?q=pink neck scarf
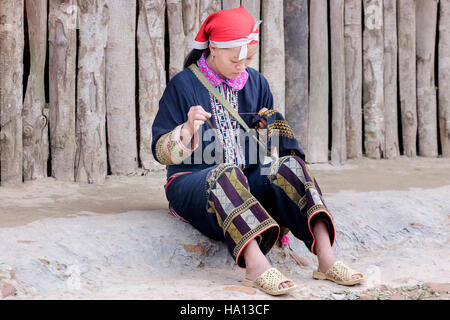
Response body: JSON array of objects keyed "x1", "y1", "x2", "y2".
[{"x1": 197, "y1": 52, "x2": 249, "y2": 91}]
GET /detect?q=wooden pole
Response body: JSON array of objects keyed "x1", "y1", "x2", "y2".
[
  {"x1": 284, "y1": 0, "x2": 309, "y2": 154},
  {"x1": 330, "y1": 0, "x2": 346, "y2": 165},
  {"x1": 137, "y1": 0, "x2": 166, "y2": 171},
  {"x1": 182, "y1": 0, "x2": 200, "y2": 59},
  {"x1": 222, "y1": 0, "x2": 240, "y2": 10},
  {"x1": 242, "y1": 0, "x2": 261, "y2": 71},
  {"x1": 416, "y1": 0, "x2": 438, "y2": 157},
  {"x1": 261, "y1": 0, "x2": 285, "y2": 114},
  {"x1": 75, "y1": 0, "x2": 109, "y2": 184},
  {"x1": 167, "y1": 0, "x2": 200, "y2": 80},
  {"x1": 383, "y1": 0, "x2": 399, "y2": 159},
  {"x1": 344, "y1": 0, "x2": 363, "y2": 159},
  {"x1": 23, "y1": 0, "x2": 49, "y2": 181},
  {"x1": 106, "y1": 0, "x2": 138, "y2": 174},
  {"x1": 307, "y1": 0, "x2": 328, "y2": 163},
  {"x1": 48, "y1": 0, "x2": 77, "y2": 181},
  {"x1": 362, "y1": 0, "x2": 384, "y2": 159},
  {"x1": 0, "y1": 0, "x2": 24, "y2": 185},
  {"x1": 398, "y1": 0, "x2": 417, "y2": 157},
  {"x1": 167, "y1": 0, "x2": 186, "y2": 79},
  {"x1": 439, "y1": 0, "x2": 450, "y2": 157},
  {"x1": 199, "y1": 0, "x2": 222, "y2": 25}
]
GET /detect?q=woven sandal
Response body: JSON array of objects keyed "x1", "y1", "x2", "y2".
[
  {"x1": 313, "y1": 260, "x2": 364, "y2": 286},
  {"x1": 243, "y1": 267, "x2": 297, "y2": 296}
]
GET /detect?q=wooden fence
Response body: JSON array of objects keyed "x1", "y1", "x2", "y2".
[{"x1": 0, "y1": 0, "x2": 448, "y2": 186}]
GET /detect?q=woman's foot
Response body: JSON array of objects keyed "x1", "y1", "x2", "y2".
[
  {"x1": 314, "y1": 219, "x2": 362, "y2": 282},
  {"x1": 313, "y1": 260, "x2": 365, "y2": 286},
  {"x1": 318, "y1": 257, "x2": 362, "y2": 281},
  {"x1": 243, "y1": 239, "x2": 295, "y2": 290}
]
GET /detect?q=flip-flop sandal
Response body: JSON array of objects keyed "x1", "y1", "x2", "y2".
[
  {"x1": 243, "y1": 267, "x2": 297, "y2": 296},
  {"x1": 313, "y1": 260, "x2": 364, "y2": 286}
]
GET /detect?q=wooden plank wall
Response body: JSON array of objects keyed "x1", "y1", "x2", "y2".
[{"x1": 0, "y1": 0, "x2": 448, "y2": 186}]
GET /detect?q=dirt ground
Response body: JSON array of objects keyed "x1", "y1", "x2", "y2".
[
  {"x1": 1, "y1": 156, "x2": 449, "y2": 228},
  {"x1": 0, "y1": 156, "x2": 449, "y2": 300}
]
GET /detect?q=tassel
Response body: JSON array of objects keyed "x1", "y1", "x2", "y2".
[{"x1": 279, "y1": 231, "x2": 311, "y2": 267}]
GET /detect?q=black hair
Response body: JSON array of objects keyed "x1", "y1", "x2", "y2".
[{"x1": 183, "y1": 48, "x2": 210, "y2": 69}]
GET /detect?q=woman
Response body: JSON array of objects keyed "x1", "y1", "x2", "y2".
[{"x1": 152, "y1": 6, "x2": 364, "y2": 296}]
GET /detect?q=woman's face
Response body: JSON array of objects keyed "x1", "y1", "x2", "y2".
[{"x1": 209, "y1": 43, "x2": 258, "y2": 79}]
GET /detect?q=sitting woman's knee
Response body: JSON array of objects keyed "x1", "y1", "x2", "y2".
[
  {"x1": 208, "y1": 163, "x2": 247, "y2": 185},
  {"x1": 214, "y1": 163, "x2": 244, "y2": 175}
]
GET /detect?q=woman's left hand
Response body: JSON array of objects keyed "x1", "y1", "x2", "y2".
[{"x1": 258, "y1": 108, "x2": 268, "y2": 129}]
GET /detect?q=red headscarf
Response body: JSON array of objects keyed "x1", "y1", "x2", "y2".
[{"x1": 193, "y1": 5, "x2": 261, "y2": 61}]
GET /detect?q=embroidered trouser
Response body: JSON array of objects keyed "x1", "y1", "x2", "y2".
[{"x1": 164, "y1": 155, "x2": 335, "y2": 268}]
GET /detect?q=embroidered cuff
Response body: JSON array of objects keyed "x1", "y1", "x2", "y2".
[
  {"x1": 155, "y1": 124, "x2": 199, "y2": 165},
  {"x1": 173, "y1": 124, "x2": 199, "y2": 153}
]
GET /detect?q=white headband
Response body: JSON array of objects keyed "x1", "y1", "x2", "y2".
[{"x1": 193, "y1": 20, "x2": 261, "y2": 61}]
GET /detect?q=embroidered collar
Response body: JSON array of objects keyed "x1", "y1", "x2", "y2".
[{"x1": 197, "y1": 52, "x2": 248, "y2": 91}]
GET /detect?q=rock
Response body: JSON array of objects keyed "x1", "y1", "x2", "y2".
[
  {"x1": 364, "y1": 265, "x2": 382, "y2": 288},
  {"x1": 358, "y1": 295, "x2": 373, "y2": 300},
  {"x1": 288, "y1": 250, "x2": 311, "y2": 266},
  {"x1": 390, "y1": 293, "x2": 406, "y2": 300},
  {"x1": 425, "y1": 282, "x2": 450, "y2": 294},
  {"x1": 2, "y1": 284, "x2": 17, "y2": 298},
  {"x1": 182, "y1": 244, "x2": 206, "y2": 256},
  {"x1": 224, "y1": 286, "x2": 256, "y2": 295},
  {"x1": 346, "y1": 292, "x2": 360, "y2": 300},
  {"x1": 331, "y1": 293, "x2": 346, "y2": 300}
]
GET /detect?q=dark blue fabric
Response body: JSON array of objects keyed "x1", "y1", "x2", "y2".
[
  {"x1": 250, "y1": 111, "x2": 306, "y2": 160},
  {"x1": 151, "y1": 67, "x2": 274, "y2": 179},
  {"x1": 165, "y1": 160, "x2": 317, "y2": 253},
  {"x1": 164, "y1": 166, "x2": 224, "y2": 242},
  {"x1": 243, "y1": 162, "x2": 314, "y2": 251}
]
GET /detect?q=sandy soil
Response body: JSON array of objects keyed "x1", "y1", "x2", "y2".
[
  {"x1": 1, "y1": 156, "x2": 449, "y2": 228},
  {"x1": 0, "y1": 156, "x2": 449, "y2": 300}
]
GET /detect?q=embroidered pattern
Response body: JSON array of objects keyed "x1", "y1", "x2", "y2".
[
  {"x1": 155, "y1": 124, "x2": 199, "y2": 165},
  {"x1": 197, "y1": 52, "x2": 249, "y2": 90},
  {"x1": 256, "y1": 109, "x2": 298, "y2": 143},
  {"x1": 268, "y1": 120, "x2": 297, "y2": 139},
  {"x1": 266, "y1": 155, "x2": 335, "y2": 254},
  {"x1": 197, "y1": 53, "x2": 246, "y2": 166},
  {"x1": 260, "y1": 109, "x2": 277, "y2": 117},
  {"x1": 208, "y1": 85, "x2": 245, "y2": 166},
  {"x1": 205, "y1": 163, "x2": 279, "y2": 268}
]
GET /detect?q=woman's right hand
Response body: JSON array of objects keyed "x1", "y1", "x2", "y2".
[
  {"x1": 183, "y1": 105, "x2": 212, "y2": 136},
  {"x1": 258, "y1": 107, "x2": 269, "y2": 129}
]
